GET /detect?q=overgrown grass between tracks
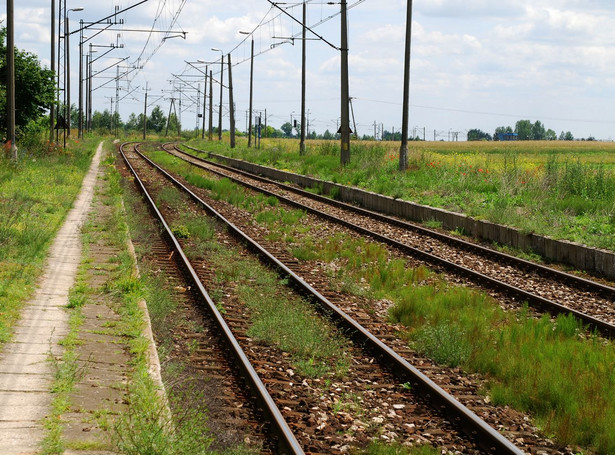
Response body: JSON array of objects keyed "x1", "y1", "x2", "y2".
[
  {"x1": 148, "y1": 147, "x2": 615, "y2": 453},
  {"x1": 186, "y1": 138, "x2": 615, "y2": 252},
  {"x1": 138, "y1": 154, "x2": 351, "y2": 378},
  {"x1": 295, "y1": 232, "x2": 615, "y2": 453}
]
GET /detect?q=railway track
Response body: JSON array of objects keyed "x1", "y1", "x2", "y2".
[
  {"x1": 119, "y1": 141, "x2": 578, "y2": 454},
  {"x1": 170, "y1": 143, "x2": 615, "y2": 338},
  {"x1": 119, "y1": 142, "x2": 302, "y2": 454}
]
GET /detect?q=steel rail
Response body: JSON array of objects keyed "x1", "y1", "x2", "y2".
[
  {"x1": 179, "y1": 143, "x2": 615, "y2": 299},
  {"x1": 119, "y1": 142, "x2": 304, "y2": 455},
  {"x1": 173, "y1": 143, "x2": 615, "y2": 338},
  {"x1": 138, "y1": 143, "x2": 524, "y2": 454}
]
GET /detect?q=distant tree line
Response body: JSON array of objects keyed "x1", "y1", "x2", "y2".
[{"x1": 468, "y1": 120, "x2": 586, "y2": 142}]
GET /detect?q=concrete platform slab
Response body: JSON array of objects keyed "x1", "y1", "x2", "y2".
[
  {"x1": 0, "y1": 354, "x2": 48, "y2": 374},
  {"x1": 0, "y1": 373, "x2": 52, "y2": 392}
]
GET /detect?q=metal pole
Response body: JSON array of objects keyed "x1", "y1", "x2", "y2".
[
  {"x1": 143, "y1": 83, "x2": 148, "y2": 140},
  {"x1": 57, "y1": 0, "x2": 62, "y2": 143},
  {"x1": 63, "y1": 12, "x2": 68, "y2": 148},
  {"x1": 208, "y1": 70, "x2": 213, "y2": 140},
  {"x1": 78, "y1": 20, "x2": 83, "y2": 138},
  {"x1": 66, "y1": 16, "x2": 71, "y2": 138},
  {"x1": 228, "y1": 54, "x2": 236, "y2": 148},
  {"x1": 87, "y1": 44, "x2": 93, "y2": 131},
  {"x1": 7, "y1": 0, "x2": 17, "y2": 159},
  {"x1": 300, "y1": 1, "x2": 307, "y2": 155},
  {"x1": 340, "y1": 0, "x2": 351, "y2": 165},
  {"x1": 50, "y1": 0, "x2": 56, "y2": 143},
  {"x1": 202, "y1": 66, "x2": 207, "y2": 139},
  {"x1": 218, "y1": 55, "x2": 224, "y2": 141},
  {"x1": 248, "y1": 39, "x2": 254, "y2": 147}
]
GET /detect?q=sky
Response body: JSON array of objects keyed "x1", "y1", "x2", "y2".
[{"x1": 3, "y1": 0, "x2": 615, "y2": 140}]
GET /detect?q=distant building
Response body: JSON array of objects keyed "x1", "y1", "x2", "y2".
[{"x1": 497, "y1": 132, "x2": 518, "y2": 141}]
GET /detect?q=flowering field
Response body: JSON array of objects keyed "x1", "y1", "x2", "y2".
[{"x1": 188, "y1": 137, "x2": 615, "y2": 253}]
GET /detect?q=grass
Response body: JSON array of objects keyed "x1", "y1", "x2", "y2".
[
  {"x1": 0, "y1": 136, "x2": 97, "y2": 346},
  {"x1": 287, "y1": 231, "x2": 615, "y2": 453},
  {"x1": 150, "y1": 141, "x2": 615, "y2": 452},
  {"x1": 184, "y1": 137, "x2": 615, "y2": 252}
]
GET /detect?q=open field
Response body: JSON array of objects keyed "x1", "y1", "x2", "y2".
[{"x1": 187, "y1": 137, "x2": 615, "y2": 252}]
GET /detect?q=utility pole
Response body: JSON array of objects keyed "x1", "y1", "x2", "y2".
[
  {"x1": 7, "y1": 0, "x2": 16, "y2": 159},
  {"x1": 300, "y1": 0, "x2": 307, "y2": 155},
  {"x1": 143, "y1": 82, "x2": 149, "y2": 140},
  {"x1": 78, "y1": 20, "x2": 84, "y2": 138},
  {"x1": 340, "y1": 0, "x2": 351, "y2": 165},
  {"x1": 66, "y1": 15, "x2": 72, "y2": 139},
  {"x1": 50, "y1": 0, "x2": 56, "y2": 143},
  {"x1": 208, "y1": 70, "x2": 213, "y2": 140},
  {"x1": 202, "y1": 66, "x2": 207, "y2": 139},
  {"x1": 399, "y1": 0, "x2": 413, "y2": 170},
  {"x1": 228, "y1": 54, "x2": 236, "y2": 148},
  {"x1": 218, "y1": 55, "x2": 224, "y2": 140},
  {"x1": 248, "y1": 39, "x2": 254, "y2": 147}
]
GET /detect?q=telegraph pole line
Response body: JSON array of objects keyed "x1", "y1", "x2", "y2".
[
  {"x1": 399, "y1": 0, "x2": 413, "y2": 170},
  {"x1": 340, "y1": 0, "x2": 351, "y2": 166}
]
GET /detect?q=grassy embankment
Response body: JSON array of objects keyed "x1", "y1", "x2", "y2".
[
  {"x1": 150, "y1": 148, "x2": 615, "y2": 454},
  {"x1": 0, "y1": 137, "x2": 97, "y2": 346},
  {"x1": 186, "y1": 137, "x2": 615, "y2": 252}
]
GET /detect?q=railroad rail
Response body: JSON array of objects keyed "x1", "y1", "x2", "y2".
[
  {"x1": 121, "y1": 142, "x2": 530, "y2": 454},
  {"x1": 119, "y1": 142, "x2": 304, "y2": 454},
  {"x1": 171, "y1": 143, "x2": 615, "y2": 338}
]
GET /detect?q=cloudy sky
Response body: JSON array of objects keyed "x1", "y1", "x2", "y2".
[{"x1": 3, "y1": 0, "x2": 615, "y2": 140}]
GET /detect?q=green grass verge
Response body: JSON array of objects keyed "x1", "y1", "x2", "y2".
[{"x1": 0, "y1": 136, "x2": 98, "y2": 346}]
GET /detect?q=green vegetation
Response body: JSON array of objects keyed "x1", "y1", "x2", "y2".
[
  {"x1": 0, "y1": 27, "x2": 55, "y2": 139},
  {"x1": 0, "y1": 136, "x2": 96, "y2": 346},
  {"x1": 103, "y1": 149, "x2": 243, "y2": 455},
  {"x1": 142, "y1": 166, "x2": 350, "y2": 377},
  {"x1": 289, "y1": 232, "x2": 615, "y2": 453},
  {"x1": 148, "y1": 143, "x2": 615, "y2": 452},
  {"x1": 185, "y1": 138, "x2": 615, "y2": 251}
]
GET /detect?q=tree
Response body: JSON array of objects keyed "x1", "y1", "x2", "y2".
[
  {"x1": 515, "y1": 120, "x2": 533, "y2": 140},
  {"x1": 323, "y1": 129, "x2": 334, "y2": 140},
  {"x1": 545, "y1": 129, "x2": 557, "y2": 141},
  {"x1": 531, "y1": 120, "x2": 546, "y2": 140},
  {"x1": 147, "y1": 106, "x2": 166, "y2": 132},
  {"x1": 0, "y1": 27, "x2": 55, "y2": 137},
  {"x1": 167, "y1": 112, "x2": 181, "y2": 136},
  {"x1": 467, "y1": 129, "x2": 492, "y2": 141},
  {"x1": 125, "y1": 113, "x2": 139, "y2": 131},
  {"x1": 494, "y1": 126, "x2": 513, "y2": 140},
  {"x1": 564, "y1": 131, "x2": 574, "y2": 141},
  {"x1": 280, "y1": 122, "x2": 294, "y2": 138},
  {"x1": 91, "y1": 110, "x2": 112, "y2": 131}
]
